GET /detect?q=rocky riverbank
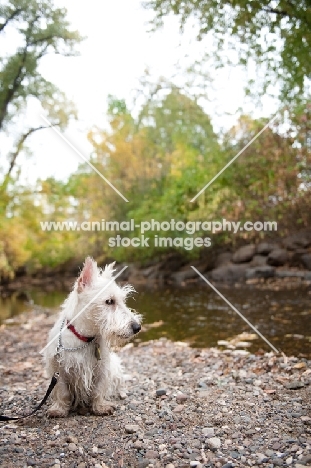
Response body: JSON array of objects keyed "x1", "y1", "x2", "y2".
[
  {"x1": 2, "y1": 229, "x2": 311, "y2": 297},
  {"x1": 0, "y1": 308, "x2": 311, "y2": 468},
  {"x1": 124, "y1": 229, "x2": 311, "y2": 286}
]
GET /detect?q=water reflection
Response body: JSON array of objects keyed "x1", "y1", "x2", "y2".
[
  {"x1": 128, "y1": 285, "x2": 311, "y2": 357},
  {"x1": 0, "y1": 284, "x2": 310, "y2": 357}
]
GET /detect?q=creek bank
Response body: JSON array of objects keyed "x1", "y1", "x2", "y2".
[
  {"x1": 2, "y1": 229, "x2": 311, "y2": 296},
  {"x1": 124, "y1": 229, "x2": 311, "y2": 286}
]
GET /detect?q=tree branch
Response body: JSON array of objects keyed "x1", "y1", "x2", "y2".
[
  {"x1": 0, "y1": 14, "x2": 41, "y2": 130},
  {"x1": 261, "y1": 3, "x2": 311, "y2": 25},
  {"x1": 0, "y1": 8, "x2": 22, "y2": 33},
  {"x1": 0, "y1": 47, "x2": 28, "y2": 131},
  {"x1": 262, "y1": 7, "x2": 289, "y2": 17},
  {"x1": 0, "y1": 126, "x2": 47, "y2": 194},
  {"x1": 261, "y1": 5, "x2": 311, "y2": 29}
]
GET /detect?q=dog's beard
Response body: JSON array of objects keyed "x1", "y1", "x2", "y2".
[
  {"x1": 109, "y1": 334, "x2": 131, "y2": 349},
  {"x1": 98, "y1": 327, "x2": 136, "y2": 348},
  {"x1": 89, "y1": 317, "x2": 134, "y2": 349}
]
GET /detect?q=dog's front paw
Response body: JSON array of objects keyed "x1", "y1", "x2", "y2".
[
  {"x1": 92, "y1": 402, "x2": 116, "y2": 416},
  {"x1": 46, "y1": 405, "x2": 69, "y2": 418}
]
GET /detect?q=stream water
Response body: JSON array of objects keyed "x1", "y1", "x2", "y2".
[{"x1": 1, "y1": 284, "x2": 310, "y2": 357}]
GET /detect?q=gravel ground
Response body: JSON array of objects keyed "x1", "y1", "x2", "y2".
[{"x1": 0, "y1": 308, "x2": 311, "y2": 468}]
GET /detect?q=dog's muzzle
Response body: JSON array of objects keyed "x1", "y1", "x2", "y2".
[{"x1": 131, "y1": 322, "x2": 141, "y2": 334}]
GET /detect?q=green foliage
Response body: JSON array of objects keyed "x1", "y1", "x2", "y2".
[
  {"x1": 86, "y1": 87, "x2": 311, "y2": 258},
  {"x1": 84, "y1": 81, "x2": 225, "y2": 260},
  {"x1": 0, "y1": 0, "x2": 83, "y2": 276},
  {"x1": 0, "y1": 0, "x2": 82, "y2": 192},
  {"x1": 0, "y1": 217, "x2": 30, "y2": 280},
  {"x1": 143, "y1": 0, "x2": 311, "y2": 102},
  {"x1": 1, "y1": 76, "x2": 311, "y2": 275}
]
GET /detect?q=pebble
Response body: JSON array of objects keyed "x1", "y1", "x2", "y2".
[
  {"x1": 272, "y1": 442, "x2": 281, "y2": 450},
  {"x1": 300, "y1": 454, "x2": 311, "y2": 464},
  {"x1": 156, "y1": 388, "x2": 167, "y2": 396},
  {"x1": 202, "y1": 427, "x2": 215, "y2": 437},
  {"x1": 124, "y1": 424, "x2": 140, "y2": 433},
  {"x1": 68, "y1": 443, "x2": 77, "y2": 451},
  {"x1": 134, "y1": 440, "x2": 143, "y2": 449},
  {"x1": 26, "y1": 460, "x2": 36, "y2": 467},
  {"x1": 144, "y1": 449, "x2": 159, "y2": 459},
  {"x1": 176, "y1": 393, "x2": 188, "y2": 403},
  {"x1": 173, "y1": 404, "x2": 184, "y2": 412},
  {"x1": 257, "y1": 453, "x2": 269, "y2": 463},
  {"x1": 285, "y1": 380, "x2": 305, "y2": 389},
  {"x1": 291, "y1": 444, "x2": 300, "y2": 452},
  {"x1": 207, "y1": 437, "x2": 221, "y2": 450},
  {"x1": 272, "y1": 458, "x2": 283, "y2": 466}
]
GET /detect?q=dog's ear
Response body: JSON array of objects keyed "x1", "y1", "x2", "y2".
[
  {"x1": 102, "y1": 262, "x2": 116, "y2": 278},
  {"x1": 77, "y1": 257, "x2": 98, "y2": 292}
]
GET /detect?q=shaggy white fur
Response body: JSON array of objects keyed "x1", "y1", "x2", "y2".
[{"x1": 44, "y1": 257, "x2": 141, "y2": 417}]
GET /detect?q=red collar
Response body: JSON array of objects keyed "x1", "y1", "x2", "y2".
[{"x1": 66, "y1": 320, "x2": 95, "y2": 343}]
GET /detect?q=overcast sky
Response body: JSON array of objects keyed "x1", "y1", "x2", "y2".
[{"x1": 11, "y1": 0, "x2": 276, "y2": 184}]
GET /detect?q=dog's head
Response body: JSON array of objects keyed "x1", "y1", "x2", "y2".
[{"x1": 68, "y1": 257, "x2": 141, "y2": 345}]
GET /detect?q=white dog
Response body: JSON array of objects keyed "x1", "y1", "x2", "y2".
[{"x1": 44, "y1": 257, "x2": 141, "y2": 417}]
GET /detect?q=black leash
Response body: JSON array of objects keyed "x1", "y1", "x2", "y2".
[{"x1": 0, "y1": 372, "x2": 59, "y2": 422}]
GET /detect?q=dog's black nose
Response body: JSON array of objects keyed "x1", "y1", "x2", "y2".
[{"x1": 131, "y1": 322, "x2": 141, "y2": 334}]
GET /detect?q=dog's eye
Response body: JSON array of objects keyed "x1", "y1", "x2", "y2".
[{"x1": 105, "y1": 298, "x2": 115, "y2": 305}]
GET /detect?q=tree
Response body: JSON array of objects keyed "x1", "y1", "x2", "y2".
[
  {"x1": 86, "y1": 82, "x2": 223, "y2": 260},
  {"x1": 89, "y1": 83, "x2": 221, "y2": 211},
  {"x1": 217, "y1": 111, "x2": 311, "y2": 234},
  {"x1": 143, "y1": 0, "x2": 311, "y2": 102},
  {"x1": 0, "y1": 0, "x2": 82, "y2": 193}
]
